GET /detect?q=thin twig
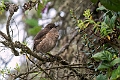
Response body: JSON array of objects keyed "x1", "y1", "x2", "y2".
[
  {"x1": 44, "y1": 63, "x2": 94, "y2": 70},
  {"x1": 14, "y1": 71, "x2": 38, "y2": 79},
  {"x1": 6, "y1": 13, "x2": 14, "y2": 41},
  {"x1": 26, "y1": 54, "x2": 55, "y2": 80}
]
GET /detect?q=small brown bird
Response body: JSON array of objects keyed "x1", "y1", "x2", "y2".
[{"x1": 33, "y1": 23, "x2": 59, "y2": 53}]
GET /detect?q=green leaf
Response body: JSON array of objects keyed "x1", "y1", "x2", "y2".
[
  {"x1": 103, "y1": 14, "x2": 117, "y2": 29},
  {"x1": 111, "y1": 66, "x2": 120, "y2": 80},
  {"x1": 92, "y1": 50, "x2": 112, "y2": 61},
  {"x1": 104, "y1": 15, "x2": 110, "y2": 25},
  {"x1": 25, "y1": 19, "x2": 38, "y2": 28},
  {"x1": 14, "y1": 63, "x2": 20, "y2": 72},
  {"x1": 83, "y1": 9, "x2": 91, "y2": 18},
  {"x1": 97, "y1": 62, "x2": 111, "y2": 70},
  {"x1": 91, "y1": 0, "x2": 99, "y2": 3},
  {"x1": 96, "y1": 74, "x2": 107, "y2": 80},
  {"x1": 77, "y1": 20, "x2": 85, "y2": 30},
  {"x1": 100, "y1": 0, "x2": 120, "y2": 12},
  {"x1": 100, "y1": 22, "x2": 113, "y2": 36},
  {"x1": 110, "y1": 58, "x2": 120, "y2": 67},
  {"x1": 37, "y1": 3, "x2": 44, "y2": 18},
  {"x1": 109, "y1": 14, "x2": 117, "y2": 28},
  {"x1": 118, "y1": 35, "x2": 120, "y2": 39},
  {"x1": 0, "y1": 1, "x2": 5, "y2": 14},
  {"x1": 96, "y1": 6, "x2": 107, "y2": 11},
  {"x1": 28, "y1": 26, "x2": 41, "y2": 36}
]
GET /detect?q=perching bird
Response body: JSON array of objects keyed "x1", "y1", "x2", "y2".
[{"x1": 33, "y1": 23, "x2": 59, "y2": 53}]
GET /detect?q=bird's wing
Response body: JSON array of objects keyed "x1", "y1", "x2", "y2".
[
  {"x1": 34, "y1": 28, "x2": 49, "y2": 40},
  {"x1": 35, "y1": 28, "x2": 59, "y2": 53},
  {"x1": 33, "y1": 28, "x2": 50, "y2": 51}
]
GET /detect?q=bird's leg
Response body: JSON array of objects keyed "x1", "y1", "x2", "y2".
[{"x1": 39, "y1": 52, "x2": 46, "y2": 58}]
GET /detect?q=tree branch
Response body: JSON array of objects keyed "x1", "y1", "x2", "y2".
[
  {"x1": 0, "y1": 31, "x2": 9, "y2": 40},
  {"x1": 6, "y1": 13, "x2": 13, "y2": 41},
  {"x1": 26, "y1": 54, "x2": 55, "y2": 80}
]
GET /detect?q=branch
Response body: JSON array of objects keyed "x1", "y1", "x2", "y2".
[
  {"x1": 2, "y1": 3, "x2": 19, "y2": 56},
  {"x1": 44, "y1": 63, "x2": 94, "y2": 70},
  {"x1": 0, "y1": 41, "x2": 19, "y2": 56},
  {"x1": 14, "y1": 41, "x2": 86, "y2": 79},
  {"x1": 6, "y1": 13, "x2": 13, "y2": 41},
  {"x1": 0, "y1": 40, "x2": 44, "y2": 61},
  {"x1": 26, "y1": 54, "x2": 55, "y2": 80},
  {"x1": 14, "y1": 71, "x2": 38, "y2": 79},
  {"x1": 0, "y1": 34, "x2": 87, "y2": 79},
  {"x1": 14, "y1": 41, "x2": 45, "y2": 61},
  {"x1": 0, "y1": 31, "x2": 9, "y2": 40},
  {"x1": 5, "y1": 3, "x2": 18, "y2": 40}
]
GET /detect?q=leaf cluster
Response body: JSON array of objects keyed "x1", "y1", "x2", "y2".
[
  {"x1": 91, "y1": 0, "x2": 120, "y2": 12},
  {"x1": 73, "y1": 2, "x2": 120, "y2": 79}
]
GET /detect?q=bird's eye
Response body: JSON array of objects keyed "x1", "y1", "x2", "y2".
[{"x1": 50, "y1": 26, "x2": 53, "y2": 28}]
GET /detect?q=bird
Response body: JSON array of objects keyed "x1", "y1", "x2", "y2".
[{"x1": 33, "y1": 23, "x2": 59, "y2": 53}]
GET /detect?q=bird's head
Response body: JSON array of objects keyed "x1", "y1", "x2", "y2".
[{"x1": 45, "y1": 23, "x2": 57, "y2": 29}]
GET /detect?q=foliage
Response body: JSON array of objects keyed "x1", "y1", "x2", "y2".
[
  {"x1": 91, "y1": 0, "x2": 120, "y2": 12},
  {"x1": 0, "y1": 1, "x2": 5, "y2": 15},
  {"x1": 111, "y1": 66, "x2": 120, "y2": 80},
  {"x1": 72, "y1": 3, "x2": 120, "y2": 79},
  {"x1": 0, "y1": 67, "x2": 10, "y2": 78},
  {"x1": 25, "y1": 19, "x2": 41, "y2": 36},
  {"x1": 0, "y1": 64, "x2": 20, "y2": 80},
  {"x1": 96, "y1": 74, "x2": 107, "y2": 80},
  {"x1": 1, "y1": 0, "x2": 120, "y2": 80},
  {"x1": 25, "y1": 0, "x2": 50, "y2": 36},
  {"x1": 37, "y1": 0, "x2": 50, "y2": 17}
]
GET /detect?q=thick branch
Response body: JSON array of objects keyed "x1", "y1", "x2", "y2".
[
  {"x1": 4, "y1": 3, "x2": 19, "y2": 56},
  {"x1": 14, "y1": 41, "x2": 45, "y2": 61}
]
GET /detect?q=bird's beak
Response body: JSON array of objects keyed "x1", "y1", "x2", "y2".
[{"x1": 55, "y1": 25, "x2": 59, "y2": 28}]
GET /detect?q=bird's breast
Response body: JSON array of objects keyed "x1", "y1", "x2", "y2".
[{"x1": 36, "y1": 28, "x2": 59, "y2": 53}]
